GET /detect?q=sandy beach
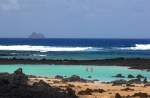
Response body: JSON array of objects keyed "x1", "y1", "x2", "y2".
[{"x1": 29, "y1": 77, "x2": 150, "y2": 98}]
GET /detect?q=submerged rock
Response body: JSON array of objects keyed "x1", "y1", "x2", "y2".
[
  {"x1": 113, "y1": 74, "x2": 125, "y2": 78},
  {"x1": 128, "y1": 74, "x2": 135, "y2": 78},
  {"x1": 136, "y1": 74, "x2": 145, "y2": 79},
  {"x1": 88, "y1": 76, "x2": 92, "y2": 78}
]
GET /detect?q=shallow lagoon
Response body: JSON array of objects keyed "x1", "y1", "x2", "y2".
[{"x1": 0, "y1": 65, "x2": 150, "y2": 81}]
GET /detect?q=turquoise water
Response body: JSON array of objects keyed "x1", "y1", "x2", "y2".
[{"x1": 0, "y1": 65, "x2": 150, "y2": 82}]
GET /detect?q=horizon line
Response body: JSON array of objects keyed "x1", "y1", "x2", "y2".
[{"x1": 0, "y1": 37, "x2": 149, "y2": 39}]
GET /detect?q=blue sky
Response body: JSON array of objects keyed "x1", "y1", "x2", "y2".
[{"x1": 0, "y1": 0, "x2": 150, "y2": 38}]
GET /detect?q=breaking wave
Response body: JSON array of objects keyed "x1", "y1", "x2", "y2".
[
  {"x1": 117, "y1": 44, "x2": 150, "y2": 50},
  {"x1": 0, "y1": 45, "x2": 98, "y2": 52},
  {"x1": 0, "y1": 44, "x2": 149, "y2": 52}
]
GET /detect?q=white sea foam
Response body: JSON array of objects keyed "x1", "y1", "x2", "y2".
[
  {"x1": 0, "y1": 45, "x2": 95, "y2": 52},
  {"x1": 33, "y1": 54, "x2": 47, "y2": 57},
  {"x1": 118, "y1": 44, "x2": 150, "y2": 50}
]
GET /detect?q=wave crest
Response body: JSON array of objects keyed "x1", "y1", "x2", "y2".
[
  {"x1": 118, "y1": 44, "x2": 150, "y2": 50},
  {"x1": 0, "y1": 45, "x2": 95, "y2": 52}
]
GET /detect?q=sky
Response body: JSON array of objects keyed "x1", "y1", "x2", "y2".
[{"x1": 0, "y1": 0, "x2": 150, "y2": 38}]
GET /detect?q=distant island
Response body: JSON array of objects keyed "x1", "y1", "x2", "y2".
[{"x1": 28, "y1": 32, "x2": 45, "y2": 39}]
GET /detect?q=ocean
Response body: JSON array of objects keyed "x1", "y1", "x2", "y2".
[
  {"x1": 0, "y1": 38, "x2": 150, "y2": 81},
  {"x1": 0, "y1": 38, "x2": 150, "y2": 60}
]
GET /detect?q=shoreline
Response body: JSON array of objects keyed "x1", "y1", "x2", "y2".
[
  {"x1": 0, "y1": 58, "x2": 150, "y2": 70},
  {"x1": 1, "y1": 68, "x2": 150, "y2": 98}
]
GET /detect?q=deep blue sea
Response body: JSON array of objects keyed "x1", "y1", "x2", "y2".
[{"x1": 0, "y1": 38, "x2": 150, "y2": 60}]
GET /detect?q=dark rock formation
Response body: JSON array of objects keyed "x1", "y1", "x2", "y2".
[
  {"x1": 143, "y1": 77, "x2": 148, "y2": 83},
  {"x1": 113, "y1": 74, "x2": 125, "y2": 78},
  {"x1": 12, "y1": 68, "x2": 28, "y2": 86},
  {"x1": 115, "y1": 93, "x2": 122, "y2": 98},
  {"x1": 136, "y1": 74, "x2": 145, "y2": 79},
  {"x1": 78, "y1": 88, "x2": 105, "y2": 95},
  {"x1": 128, "y1": 78, "x2": 142, "y2": 84},
  {"x1": 55, "y1": 75, "x2": 64, "y2": 79},
  {"x1": 111, "y1": 79, "x2": 127, "y2": 86},
  {"x1": 92, "y1": 89, "x2": 105, "y2": 93},
  {"x1": 126, "y1": 83, "x2": 135, "y2": 87},
  {"x1": 66, "y1": 87, "x2": 77, "y2": 98},
  {"x1": 121, "y1": 87, "x2": 134, "y2": 91},
  {"x1": 87, "y1": 76, "x2": 92, "y2": 78},
  {"x1": 78, "y1": 88, "x2": 92, "y2": 95},
  {"x1": 131, "y1": 92, "x2": 150, "y2": 98},
  {"x1": 0, "y1": 68, "x2": 78, "y2": 98},
  {"x1": 128, "y1": 74, "x2": 135, "y2": 78},
  {"x1": 63, "y1": 75, "x2": 88, "y2": 82}
]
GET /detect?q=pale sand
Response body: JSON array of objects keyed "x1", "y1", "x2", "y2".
[{"x1": 29, "y1": 77, "x2": 150, "y2": 98}]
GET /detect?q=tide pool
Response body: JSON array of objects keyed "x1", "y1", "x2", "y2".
[{"x1": 0, "y1": 65, "x2": 150, "y2": 81}]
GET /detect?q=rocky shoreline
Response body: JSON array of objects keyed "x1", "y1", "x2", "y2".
[
  {"x1": 0, "y1": 58, "x2": 150, "y2": 70},
  {"x1": 1, "y1": 68, "x2": 150, "y2": 98},
  {"x1": 0, "y1": 68, "x2": 77, "y2": 98}
]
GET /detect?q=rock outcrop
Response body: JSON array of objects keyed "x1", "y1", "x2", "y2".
[
  {"x1": 29, "y1": 32, "x2": 45, "y2": 39},
  {"x1": 0, "y1": 68, "x2": 78, "y2": 98},
  {"x1": 111, "y1": 79, "x2": 127, "y2": 86},
  {"x1": 63, "y1": 75, "x2": 88, "y2": 82},
  {"x1": 78, "y1": 88, "x2": 105, "y2": 95}
]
